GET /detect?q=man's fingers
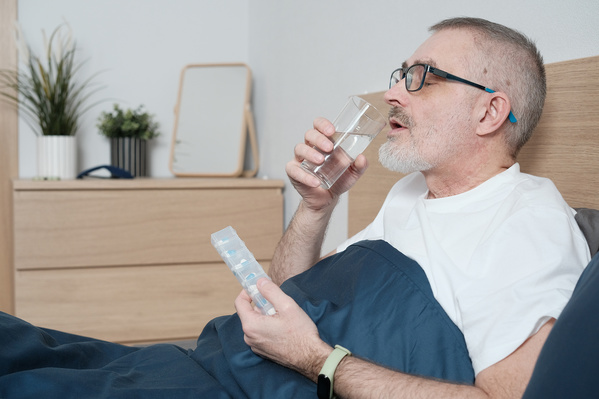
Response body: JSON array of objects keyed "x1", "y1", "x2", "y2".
[
  {"x1": 304, "y1": 129, "x2": 333, "y2": 153},
  {"x1": 235, "y1": 289, "x2": 259, "y2": 321},
  {"x1": 350, "y1": 154, "x2": 369, "y2": 175},
  {"x1": 313, "y1": 117, "x2": 335, "y2": 136},
  {"x1": 256, "y1": 278, "x2": 290, "y2": 309},
  {"x1": 293, "y1": 142, "x2": 325, "y2": 165},
  {"x1": 285, "y1": 161, "x2": 322, "y2": 188}
]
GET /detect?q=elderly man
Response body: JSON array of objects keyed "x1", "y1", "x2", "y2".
[{"x1": 235, "y1": 17, "x2": 590, "y2": 398}]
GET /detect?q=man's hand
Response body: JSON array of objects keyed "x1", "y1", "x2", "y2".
[
  {"x1": 235, "y1": 278, "x2": 332, "y2": 378},
  {"x1": 286, "y1": 117, "x2": 369, "y2": 212}
]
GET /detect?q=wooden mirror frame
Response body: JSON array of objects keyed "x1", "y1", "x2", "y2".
[{"x1": 169, "y1": 63, "x2": 258, "y2": 177}]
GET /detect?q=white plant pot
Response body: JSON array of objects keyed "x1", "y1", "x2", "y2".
[{"x1": 36, "y1": 136, "x2": 77, "y2": 180}]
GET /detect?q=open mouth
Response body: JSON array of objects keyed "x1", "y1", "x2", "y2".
[
  {"x1": 389, "y1": 118, "x2": 404, "y2": 130},
  {"x1": 388, "y1": 107, "x2": 410, "y2": 131}
]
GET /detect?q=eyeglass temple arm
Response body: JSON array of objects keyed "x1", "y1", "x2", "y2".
[
  {"x1": 434, "y1": 68, "x2": 518, "y2": 123},
  {"x1": 430, "y1": 67, "x2": 487, "y2": 91}
]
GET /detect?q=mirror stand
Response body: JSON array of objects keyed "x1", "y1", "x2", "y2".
[{"x1": 241, "y1": 105, "x2": 259, "y2": 177}]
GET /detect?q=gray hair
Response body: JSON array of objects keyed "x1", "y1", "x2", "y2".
[{"x1": 430, "y1": 17, "x2": 546, "y2": 157}]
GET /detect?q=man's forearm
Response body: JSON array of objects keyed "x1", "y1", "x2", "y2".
[
  {"x1": 269, "y1": 199, "x2": 337, "y2": 285},
  {"x1": 290, "y1": 343, "x2": 486, "y2": 399},
  {"x1": 297, "y1": 322, "x2": 553, "y2": 399},
  {"x1": 331, "y1": 356, "x2": 487, "y2": 399}
]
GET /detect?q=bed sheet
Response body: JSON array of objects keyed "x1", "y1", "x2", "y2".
[{"x1": 0, "y1": 240, "x2": 473, "y2": 398}]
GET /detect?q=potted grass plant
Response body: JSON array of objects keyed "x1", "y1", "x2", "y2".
[
  {"x1": 0, "y1": 23, "x2": 102, "y2": 179},
  {"x1": 96, "y1": 104, "x2": 160, "y2": 177}
]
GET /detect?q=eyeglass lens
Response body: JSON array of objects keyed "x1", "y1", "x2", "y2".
[
  {"x1": 407, "y1": 65, "x2": 425, "y2": 91},
  {"x1": 390, "y1": 65, "x2": 426, "y2": 92}
]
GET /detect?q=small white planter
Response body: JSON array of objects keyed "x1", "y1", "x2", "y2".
[{"x1": 36, "y1": 135, "x2": 77, "y2": 180}]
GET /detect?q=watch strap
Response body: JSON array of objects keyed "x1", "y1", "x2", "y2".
[{"x1": 317, "y1": 345, "x2": 352, "y2": 399}]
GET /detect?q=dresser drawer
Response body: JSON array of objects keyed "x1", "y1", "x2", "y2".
[
  {"x1": 15, "y1": 261, "x2": 270, "y2": 343},
  {"x1": 14, "y1": 184, "x2": 283, "y2": 270}
]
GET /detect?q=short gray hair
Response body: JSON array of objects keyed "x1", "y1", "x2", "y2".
[{"x1": 430, "y1": 17, "x2": 546, "y2": 157}]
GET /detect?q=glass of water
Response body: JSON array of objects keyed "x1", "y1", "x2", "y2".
[{"x1": 301, "y1": 96, "x2": 387, "y2": 189}]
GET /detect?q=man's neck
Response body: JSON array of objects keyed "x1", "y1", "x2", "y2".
[{"x1": 423, "y1": 160, "x2": 515, "y2": 199}]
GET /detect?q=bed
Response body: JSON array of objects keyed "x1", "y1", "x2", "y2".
[{"x1": 1, "y1": 55, "x2": 598, "y2": 398}]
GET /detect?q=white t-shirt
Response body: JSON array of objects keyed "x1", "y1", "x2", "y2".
[{"x1": 338, "y1": 163, "x2": 590, "y2": 375}]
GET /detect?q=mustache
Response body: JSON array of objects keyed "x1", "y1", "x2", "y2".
[{"x1": 388, "y1": 107, "x2": 413, "y2": 129}]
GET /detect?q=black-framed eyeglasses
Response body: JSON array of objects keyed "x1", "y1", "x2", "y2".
[{"x1": 389, "y1": 64, "x2": 517, "y2": 123}]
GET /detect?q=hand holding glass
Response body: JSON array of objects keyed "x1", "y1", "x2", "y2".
[{"x1": 301, "y1": 96, "x2": 387, "y2": 189}]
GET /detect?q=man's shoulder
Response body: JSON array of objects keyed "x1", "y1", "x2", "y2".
[{"x1": 508, "y1": 169, "x2": 566, "y2": 208}]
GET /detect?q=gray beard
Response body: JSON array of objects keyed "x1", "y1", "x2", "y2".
[
  {"x1": 381, "y1": 106, "x2": 433, "y2": 173},
  {"x1": 378, "y1": 137, "x2": 433, "y2": 174}
]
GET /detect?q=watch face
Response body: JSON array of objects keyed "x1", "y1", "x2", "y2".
[{"x1": 317, "y1": 374, "x2": 331, "y2": 399}]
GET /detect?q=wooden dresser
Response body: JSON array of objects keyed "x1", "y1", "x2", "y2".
[{"x1": 12, "y1": 178, "x2": 284, "y2": 344}]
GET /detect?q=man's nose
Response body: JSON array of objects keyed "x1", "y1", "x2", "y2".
[{"x1": 384, "y1": 80, "x2": 408, "y2": 107}]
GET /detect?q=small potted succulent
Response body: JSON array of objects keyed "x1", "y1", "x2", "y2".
[{"x1": 96, "y1": 104, "x2": 160, "y2": 177}]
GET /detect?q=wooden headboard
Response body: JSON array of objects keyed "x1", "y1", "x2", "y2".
[{"x1": 350, "y1": 55, "x2": 599, "y2": 236}]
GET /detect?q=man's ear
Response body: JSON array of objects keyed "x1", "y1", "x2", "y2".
[{"x1": 476, "y1": 91, "x2": 512, "y2": 136}]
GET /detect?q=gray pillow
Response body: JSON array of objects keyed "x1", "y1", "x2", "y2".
[{"x1": 574, "y1": 208, "x2": 599, "y2": 256}]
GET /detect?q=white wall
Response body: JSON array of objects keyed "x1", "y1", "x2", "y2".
[
  {"x1": 17, "y1": 0, "x2": 250, "y2": 178},
  {"x1": 18, "y1": 0, "x2": 599, "y2": 254}
]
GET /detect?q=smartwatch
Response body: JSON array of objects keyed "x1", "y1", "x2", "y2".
[{"x1": 317, "y1": 345, "x2": 352, "y2": 399}]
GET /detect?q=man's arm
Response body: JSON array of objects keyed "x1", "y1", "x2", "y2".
[
  {"x1": 269, "y1": 117, "x2": 368, "y2": 285},
  {"x1": 332, "y1": 319, "x2": 553, "y2": 399},
  {"x1": 236, "y1": 279, "x2": 553, "y2": 399},
  {"x1": 269, "y1": 199, "x2": 337, "y2": 285}
]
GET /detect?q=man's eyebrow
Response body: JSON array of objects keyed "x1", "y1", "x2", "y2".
[{"x1": 403, "y1": 59, "x2": 439, "y2": 69}]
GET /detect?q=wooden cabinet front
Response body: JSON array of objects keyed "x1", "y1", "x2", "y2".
[{"x1": 13, "y1": 178, "x2": 284, "y2": 344}]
